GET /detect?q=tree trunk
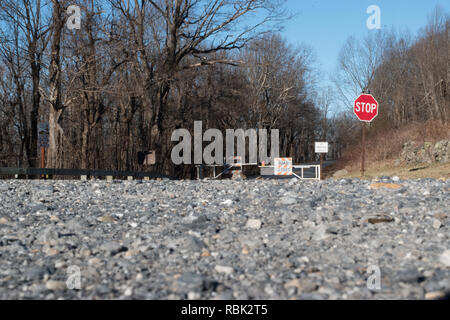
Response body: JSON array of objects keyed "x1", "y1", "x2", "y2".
[
  {"x1": 48, "y1": 108, "x2": 63, "y2": 168},
  {"x1": 47, "y1": 0, "x2": 65, "y2": 168},
  {"x1": 29, "y1": 62, "x2": 41, "y2": 167}
]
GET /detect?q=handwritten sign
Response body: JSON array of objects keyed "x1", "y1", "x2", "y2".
[{"x1": 274, "y1": 158, "x2": 293, "y2": 176}]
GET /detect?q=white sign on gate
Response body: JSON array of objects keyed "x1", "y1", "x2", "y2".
[
  {"x1": 315, "y1": 142, "x2": 328, "y2": 154},
  {"x1": 274, "y1": 158, "x2": 293, "y2": 176}
]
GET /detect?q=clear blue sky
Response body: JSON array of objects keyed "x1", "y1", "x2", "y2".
[{"x1": 282, "y1": 0, "x2": 450, "y2": 90}]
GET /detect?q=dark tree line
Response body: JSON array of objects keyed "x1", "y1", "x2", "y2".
[{"x1": 0, "y1": 0, "x2": 325, "y2": 178}]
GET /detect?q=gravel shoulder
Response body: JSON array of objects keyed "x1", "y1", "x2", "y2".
[
  {"x1": 330, "y1": 161, "x2": 450, "y2": 180},
  {"x1": 0, "y1": 178, "x2": 449, "y2": 300}
]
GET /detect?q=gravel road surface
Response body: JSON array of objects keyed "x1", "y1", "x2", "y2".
[{"x1": 0, "y1": 178, "x2": 449, "y2": 300}]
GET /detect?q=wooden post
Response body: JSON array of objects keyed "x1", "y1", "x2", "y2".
[
  {"x1": 319, "y1": 153, "x2": 323, "y2": 180},
  {"x1": 41, "y1": 147, "x2": 45, "y2": 168},
  {"x1": 40, "y1": 147, "x2": 45, "y2": 179},
  {"x1": 361, "y1": 122, "x2": 366, "y2": 176}
]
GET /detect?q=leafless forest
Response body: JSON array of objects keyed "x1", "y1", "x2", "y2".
[{"x1": 0, "y1": 1, "x2": 448, "y2": 178}]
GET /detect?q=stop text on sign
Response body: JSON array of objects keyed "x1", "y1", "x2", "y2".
[{"x1": 355, "y1": 102, "x2": 377, "y2": 113}]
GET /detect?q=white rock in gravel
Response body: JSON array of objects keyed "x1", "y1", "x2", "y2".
[
  {"x1": 221, "y1": 199, "x2": 233, "y2": 206},
  {"x1": 45, "y1": 281, "x2": 66, "y2": 291},
  {"x1": 303, "y1": 220, "x2": 316, "y2": 228},
  {"x1": 392, "y1": 176, "x2": 400, "y2": 182},
  {"x1": 439, "y1": 250, "x2": 450, "y2": 267},
  {"x1": 279, "y1": 196, "x2": 297, "y2": 205},
  {"x1": 124, "y1": 287, "x2": 133, "y2": 297},
  {"x1": 215, "y1": 265, "x2": 234, "y2": 275},
  {"x1": 432, "y1": 219, "x2": 442, "y2": 230},
  {"x1": 312, "y1": 224, "x2": 329, "y2": 241},
  {"x1": 246, "y1": 219, "x2": 262, "y2": 230},
  {"x1": 188, "y1": 291, "x2": 201, "y2": 300}
]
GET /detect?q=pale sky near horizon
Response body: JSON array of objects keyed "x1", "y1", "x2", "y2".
[{"x1": 279, "y1": 0, "x2": 450, "y2": 111}]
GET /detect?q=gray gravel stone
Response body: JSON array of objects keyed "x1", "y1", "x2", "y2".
[{"x1": 172, "y1": 273, "x2": 205, "y2": 294}]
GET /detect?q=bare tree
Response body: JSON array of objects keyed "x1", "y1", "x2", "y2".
[
  {"x1": 144, "y1": 0, "x2": 286, "y2": 169},
  {"x1": 413, "y1": 7, "x2": 449, "y2": 122},
  {"x1": 45, "y1": 0, "x2": 65, "y2": 168},
  {"x1": 333, "y1": 31, "x2": 391, "y2": 111},
  {"x1": 0, "y1": 0, "x2": 50, "y2": 166},
  {"x1": 315, "y1": 85, "x2": 334, "y2": 141}
]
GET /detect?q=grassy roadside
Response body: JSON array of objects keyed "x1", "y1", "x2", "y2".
[{"x1": 326, "y1": 160, "x2": 450, "y2": 180}]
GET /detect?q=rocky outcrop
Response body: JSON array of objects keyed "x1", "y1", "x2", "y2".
[
  {"x1": 401, "y1": 140, "x2": 449, "y2": 164},
  {"x1": 332, "y1": 169, "x2": 348, "y2": 178}
]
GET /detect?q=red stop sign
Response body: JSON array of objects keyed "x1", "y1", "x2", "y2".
[{"x1": 354, "y1": 94, "x2": 378, "y2": 122}]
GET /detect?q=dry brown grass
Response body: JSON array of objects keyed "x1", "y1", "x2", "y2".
[
  {"x1": 334, "y1": 120, "x2": 450, "y2": 172},
  {"x1": 336, "y1": 160, "x2": 450, "y2": 180}
]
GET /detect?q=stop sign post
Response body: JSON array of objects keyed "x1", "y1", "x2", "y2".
[{"x1": 354, "y1": 94, "x2": 379, "y2": 176}]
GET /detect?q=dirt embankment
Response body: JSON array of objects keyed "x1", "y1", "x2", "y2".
[{"x1": 327, "y1": 121, "x2": 450, "y2": 180}]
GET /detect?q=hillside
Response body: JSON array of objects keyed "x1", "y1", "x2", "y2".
[{"x1": 328, "y1": 121, "x2": 450, "y2": 180}]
